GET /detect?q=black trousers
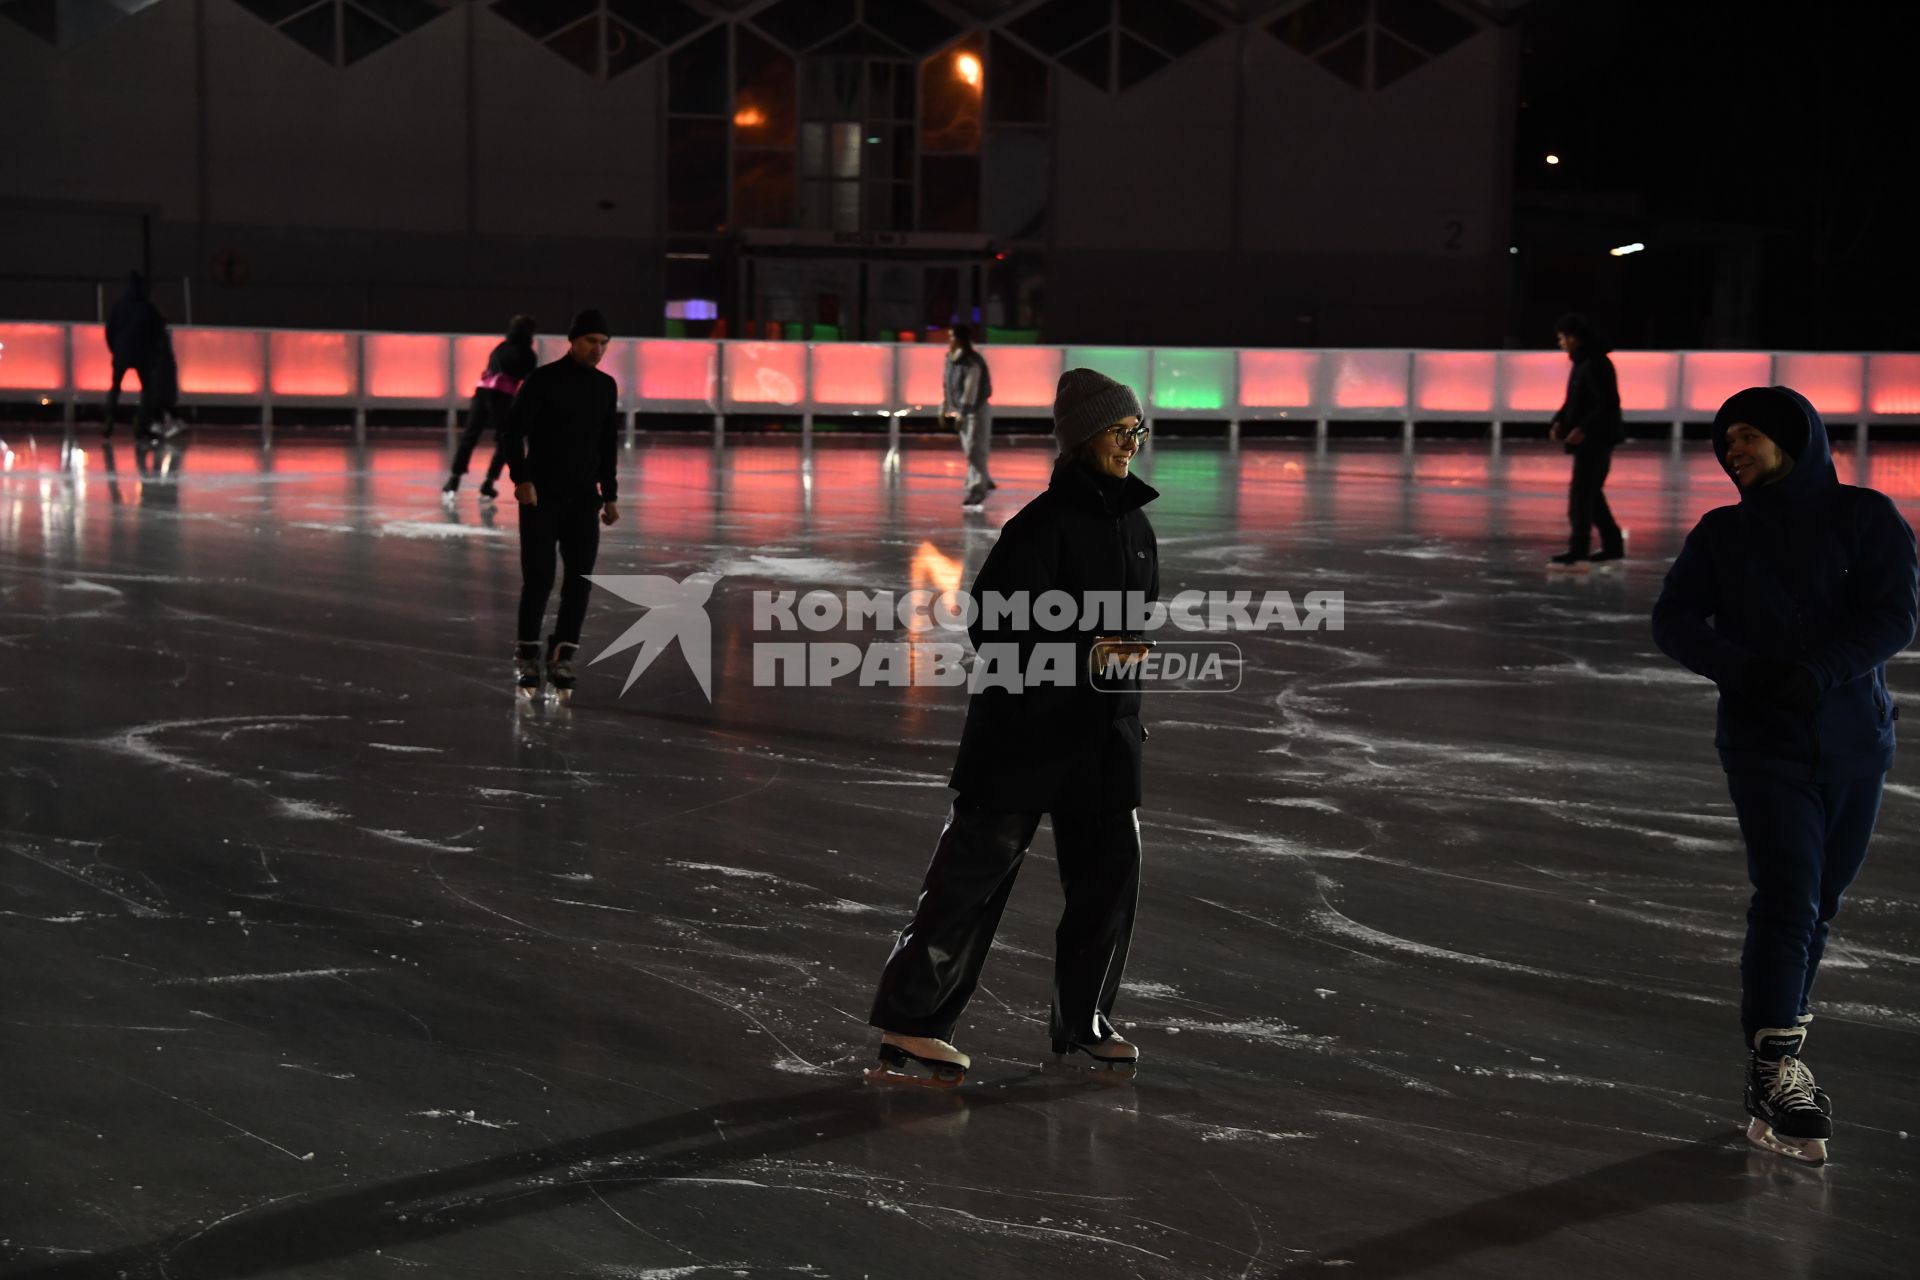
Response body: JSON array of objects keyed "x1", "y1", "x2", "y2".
[
  {"x1": 869, "y1": 797, "x2": 1142, "y2": 1047},
  {"x1": 517, "y1": 501, "x2": 601, "y2": 646},
  {"x1": 104, "y1": 362, "x2": 158, "y2": 435},
  {"x1": 1567, "y1": 448, "x2": 1622, "y2": 556},
  {"x1": 450, "y1": 388, "x2": 514, "y2": 481},
  {"x1": 1727, "y1": 770, "x2": 1884, "y2": 1044}
]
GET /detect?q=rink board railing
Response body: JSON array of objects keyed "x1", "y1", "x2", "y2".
[{"x1": 3, "y1": 322, "x2": 1918, "y2": 446}]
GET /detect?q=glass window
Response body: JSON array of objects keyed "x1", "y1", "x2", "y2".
[
  {"x1": 800, "y1": 122, "x2": 829, "y2": 179},
  {"x1": 988, "y1": 32, "x2": 1047, "y2": 125},
  {"x1": 920, "y1": 156, "x2": 980, "y2": 233},
  {"x1": 831, "y1": 122, "x2": 863, "y2": 179},
  {"x1": 607, "y1": 0, "x2": 706, "y2": 48},
  {"x1": 921, "y1": 35, "x2": 984, "y2": 154},
  {"x1": 490, "y1": 0, "x2": 593, "y2": 42},
  {"x1": 735, "y1": 150, "x2": 797, "y2": 229},
  {"x1": 736, "y1": 28, "x2": 796, "y2": 147},
  {"x1": 670, "y1": 25, "x2": 727, "y2": 114},
  {"x1": 752, "y1": 0, "x2": 855, "y2": 52},
  {"x1": 669, "y1": 119, "x2": 728, "y2": 232},
  {"x1": 1008, "y1": 0, "x2": 1108, "y2": 57},
  {"x1": 1118, "y1": 0, "x2": 1219, "y2": 59},
  {"x1": 1269, "y1": 0, "x2": 1368, "y2": 57}
]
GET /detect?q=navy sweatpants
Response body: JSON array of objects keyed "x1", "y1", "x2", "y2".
[{"x1": 1725, "y1": 770, "x2": 1884, "y2": 1044}]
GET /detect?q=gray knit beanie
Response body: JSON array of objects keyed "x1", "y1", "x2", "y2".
[{"x1": 1052, "y1": 368, "x2": 1142, "y2": 453}]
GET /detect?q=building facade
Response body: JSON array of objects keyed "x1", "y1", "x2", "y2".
[{"x1": 0, "y1": 0, "x2": 1518, "y2": 346}]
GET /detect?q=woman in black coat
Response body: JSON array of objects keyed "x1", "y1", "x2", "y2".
[{"x1": 866, "y1": 368, "x2": 1159, "y2": 1086}]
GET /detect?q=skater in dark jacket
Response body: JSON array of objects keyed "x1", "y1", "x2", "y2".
[
  {"x1": 867, "y1": 368, "x2": 1159, "y2": 1086},
  {"x1": 444, "y1": 314, "x2": 539, "y2": 500},
  {"x1": 500, "y1": 309, "x2": 620, "y2": 701},
  {"x1": 102, "y1": 271, "x2": 166, "y2": 441},
  {"x1": 1652, "y1": 385, "x2": 1918, "y2": 1165},
  {"x1": 941, "y1": 327, "x2": 996, "y2": 508},
  {"x1": 1547, "y1": 313, "x2": 1626, "y2": 566}
]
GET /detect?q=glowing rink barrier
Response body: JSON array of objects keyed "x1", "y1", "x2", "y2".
[{"x1": 2, "y1": 322, "x2": 1917, "y2": 436}]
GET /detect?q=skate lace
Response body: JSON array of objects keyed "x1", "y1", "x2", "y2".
[{"x1": 1764, "y1": 1054, "x2": 1821, "y2": 1110}]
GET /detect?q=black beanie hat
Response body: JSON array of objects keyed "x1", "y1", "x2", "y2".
[
  {"x1": 567, "y1": 308, "x2": 610, "y2": 340},
  {"x1": 1715, "y1": 386, "x2": 1810, "y2": 460},
  {"x1": 1052, "y1": 368, "x2": 1142, "y2": 453}
]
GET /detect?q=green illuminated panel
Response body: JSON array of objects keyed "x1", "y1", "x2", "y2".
[
  {"x1": 1140, "y1": 451, "x2": 1224, "y2": 518},
  {"x1": 1064, "y1": 347, "x2": 1151, "y2": 401},
  {"x1": 1151, "y1": 349, "x2": 1231, "y2": 411}
]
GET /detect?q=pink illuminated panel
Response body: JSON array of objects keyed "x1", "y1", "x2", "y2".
[
  {"x1": 726, "y1": 342, "x2": 807, "y2": 406},
  {"x1": 1868, "y1": 355, "x2": 1920, "y2": 416},
  {"x1": 903, "y1": 345, "x2": 1062, "y2": 410},
  {"x1": 364, "y1": 334, "x2": 450, "y2": 400},
  {"x1": 1682, "y1": 352, "x2": 1771, "y2": 413},
  {"x1": 601, "y1": 339, "x2": 639, "y2": 405},
  {"x1": 810, "y1": 344, "x2": 893, "y2": 406},
  {"x1": 637, "y1": 340, "x2": 718, "y2": 405},
  {"x1": 1498, "y1": 352, "x2": 1566, "y2": 412},
  {"x1": 269, "y1": 331, "x2": 355, "y2": 397},
  {"x1": 1776, "y1": 354, "x2": 1863, "y2": 417},
  {"x1": 174, "y1": 328, "x2": 266, "y2": 396},
  {"x1": 978, "y1": 347, "x2": 1062, "y2": 409},
  {"x1": 1238, "y1": 351, "x2": 1319, "y2": 409},
  {"x1": 0, "y1": 323, "x2": 68, "y2": 391},
  {"x1": 455, "y1": 335, "x2": 500, "y2": 393},
  {"x1": 1615, "y1": 352, "x2": 1680, "y2": 413},
  {"x1": 72, "y1": 324, "x2": 139, "y2": 392},
  {"x1": 900, "y1": 345, "x2": 948, "y2": 407},
  {"x1": 1413, "y1": 352, "x2": 1495, "y2": 413},
  {"x1": 1329, "y1": 350, "x2": 1409, "y2": 410}
]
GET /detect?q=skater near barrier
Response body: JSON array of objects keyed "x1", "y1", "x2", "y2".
[
  {"x1": 500, "y1": 309, "x2": 620, "y2": 703},
  {"x1": 1652, "y1": 385, "x2": 1918, "y2": 1166},
  {"x1": 1547, "y1": 313, "x2": 1625, "y2": 568},
  {"x1": 942, "y1": 327, "x2": 996, "y2": 510},
  {"x1": 102, "y1": 271, "x2": 182, "y2": 443},
  {"x1": 444, "y1": 314, "x2": 538, "y2": 502},
  {"x1": 867, "y1": 368, "x2": 1158, "y2": 1087}
]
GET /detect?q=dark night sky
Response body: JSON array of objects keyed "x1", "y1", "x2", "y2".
[{"x1": 1512, "y1": 0, "x2": 1920, "y2": 350}]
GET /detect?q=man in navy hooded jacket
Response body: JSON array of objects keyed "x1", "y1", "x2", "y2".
[{"x1": 1652, "y1": 385, "x2": 1917, "y2": 1162}]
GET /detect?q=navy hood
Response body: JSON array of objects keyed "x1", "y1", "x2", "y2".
[{"x1": 1711, "y1": 385, "x2": 1833, "y2": 505}]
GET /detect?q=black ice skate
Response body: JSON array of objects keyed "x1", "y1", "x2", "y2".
[
  {"x1": 546, "y1": 639, "x2": 579, "y2": 704},
  {"x1": 1547, "y1": 550, "x2": 1591, "y2": 571},
  {"x1": 478, "y1": 479, "x2": 499, "y2": 501},
  {"x1": 1050, "y1": 1030, "x2": 1140, "y2": 1077},
  {"x1": 864, "y1": 1033, "x2": 969, "y2": 1088},
  {"x1": 1744, "y1": 1026, "x2": 1832, "y2": 1166},
  {"x1": 513, "y1": 641, "x2": 543, "y2": 700}
]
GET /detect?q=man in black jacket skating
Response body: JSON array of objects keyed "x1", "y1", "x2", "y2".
[
  {"x1": 1653, "y1": 385, "x2": 1917, "y2": 1165},
  {"x1": 499, "y1": 309, "x2": 620, "y2": 701},
  {"x1": 1547, "y1": 313, "x2": 1626, "y2": 566}
]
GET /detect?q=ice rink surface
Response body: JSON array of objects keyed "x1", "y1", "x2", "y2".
[{"x1": 2, "y1": 430, "x2": 1916, "y2": 1278}]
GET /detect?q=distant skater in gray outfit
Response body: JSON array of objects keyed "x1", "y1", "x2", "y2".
[{"x1": 943, "y1": 327, "x2": 996, "y2": 509}]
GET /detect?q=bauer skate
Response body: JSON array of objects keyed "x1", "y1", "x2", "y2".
[
  {"x1": 1744, "y1": 1026, "x2": 1831, "y2": 1167},
  {"x1": 513, "y1": 641, "x2": 544, "y2": 701},
  {"x1": 546, "y1": 639, "x2": 579, "y2": 704},
  {"x1": 864, "y1": 1033, "x2": 969, "y2": 1088}
]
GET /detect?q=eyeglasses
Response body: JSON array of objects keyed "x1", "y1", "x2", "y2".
[{"x1": 1103, "y1": 422, "x2": 1150, "y2": 446}]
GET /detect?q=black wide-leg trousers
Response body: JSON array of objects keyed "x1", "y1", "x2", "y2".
[{"x1": 869, "y1": 796, "x2": 1142, "y2": 1047}]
